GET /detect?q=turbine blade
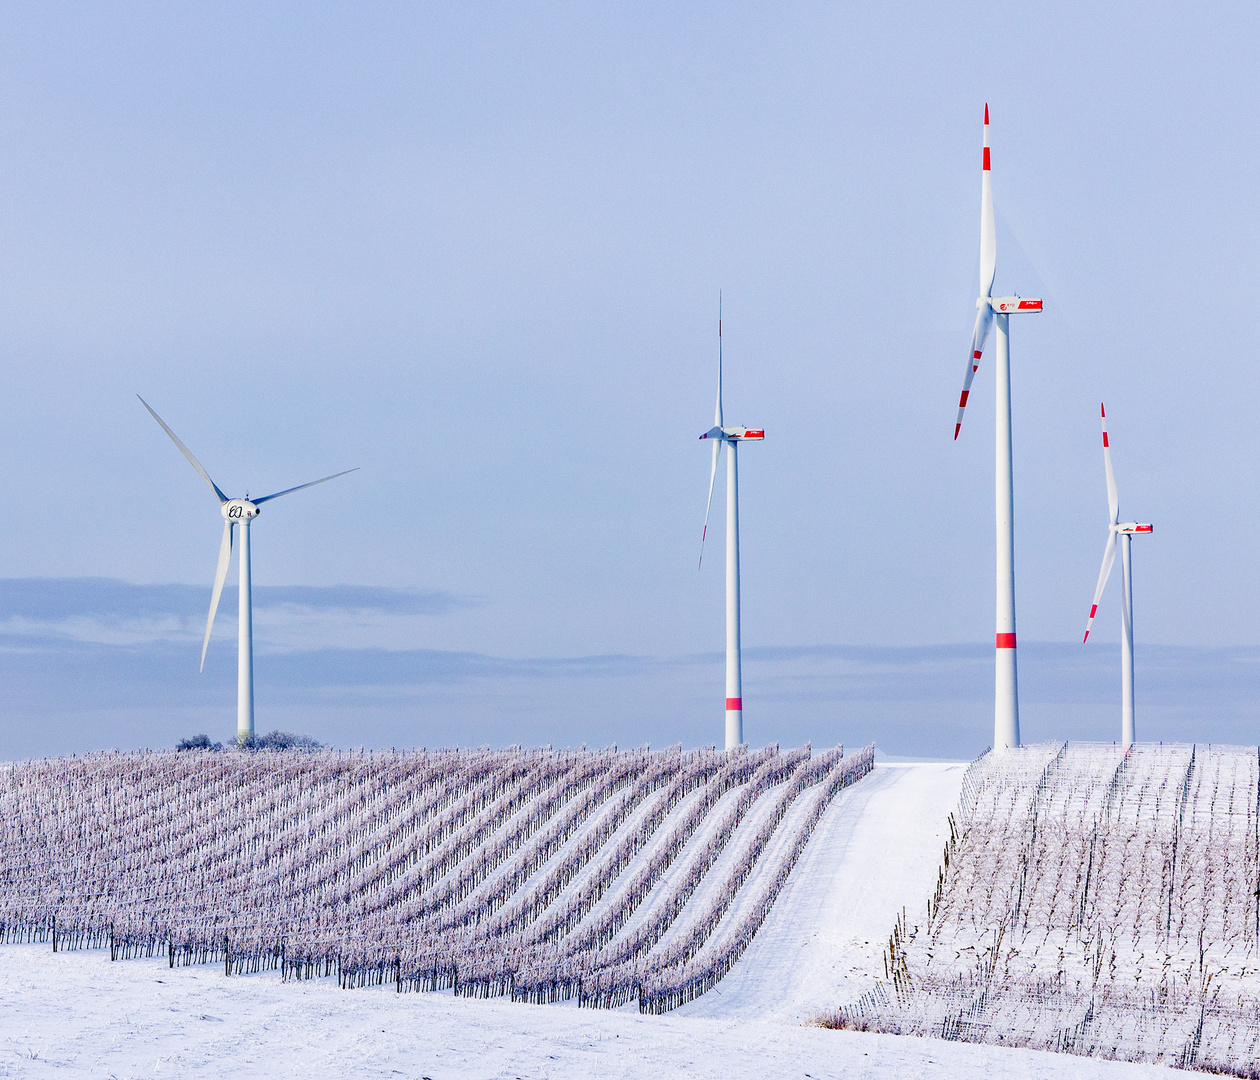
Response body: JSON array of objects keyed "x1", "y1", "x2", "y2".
[
  {"x1": 1101, "y1": 403, "x2": 1119, "y2": 525},
  {"x1": 253, "y1": 468, "x2": 358, "y2": 505},
  {"x1": 201, "y1": 520, "x2": 234, "y2": 671},
  {"x1": 138, "y1": 396, "x2": 228, "y2": 504},
  {"x1": 1083, "y1": 530, "x2": 1118, "y2": 642},
  {"x1": 980, "y1": 103, "x2": 996, "y2": 298},
  {"x1": 954, "y1": 304, "x2": 994, "y2": 440},
  {"x1": 699, "y1": 438, "x2": 721, "y2": 568},
  {"x1": 714, "y1": 295, "x2": 724, "y2": 428}
]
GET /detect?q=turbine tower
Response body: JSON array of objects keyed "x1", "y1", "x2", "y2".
[
  {"x1": 1082, "y1": 403, "x2": 1152, "y2": 748},
  {"x1": 953, "y1": 104, "x2": 1043, "y2": 752},
  {"x1": 699, "y1": 305, "x2": 763, "y2": 750},
  {"x1": 140, "y1": 397, "x2": 356, "y2": 745}
]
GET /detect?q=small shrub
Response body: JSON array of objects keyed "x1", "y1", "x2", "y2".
[{"x1": 176, "y1": 734, "x2": 221, "y2": 752}]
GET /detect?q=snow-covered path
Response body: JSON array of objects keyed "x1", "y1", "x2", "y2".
[{"x1": 681, "y1": 761, "x2": 967, "y2": 1022}]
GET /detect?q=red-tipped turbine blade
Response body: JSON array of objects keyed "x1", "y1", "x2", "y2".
[
  {"x1": 1083, "y1": 530, "x2": 1118, "y2": 642},
  {"x1": 979, "y1": 105, "x2": 996, "y2": 299},
  {"x1": 1101, "y1": 403, "x2": 1119, "y2": 525},
  {"x1": 954, "y1": 303, "x2": 993, "y2": 439}
]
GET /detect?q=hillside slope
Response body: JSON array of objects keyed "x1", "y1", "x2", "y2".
[{"x1": 841, "y1": 742, "x2": 1260, "y2": 1073}]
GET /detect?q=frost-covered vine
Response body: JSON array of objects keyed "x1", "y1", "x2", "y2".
[
  {"x1": 0, "y1": 741, "x2": 874, "y2": 1012},
  {"x1": 823, "y1": 742, "x2": 1260, "y2": 1072}
]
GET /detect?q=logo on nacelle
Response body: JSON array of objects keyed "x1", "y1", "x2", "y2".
[{"x1": 223, "y1": 499, "x2": 260, "y2": 521}]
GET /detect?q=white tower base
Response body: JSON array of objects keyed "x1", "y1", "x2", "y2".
[
  {"x1": 1120, "y1": 532, "x2": 1134, "y2": 748},
  {"x1": 994, "y1": 313, "x2": 1020, "y2": 751},
  {"x1": 725, "y1": 441, "x2": 743, "y2": 750},
  {"x1": 238, "y1": 521, "x2": 254, "y2": 746}
]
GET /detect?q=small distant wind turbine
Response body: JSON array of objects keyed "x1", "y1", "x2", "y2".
[
  {"x1": 1082, "y1": 403, "x2": 1152, "y2": 749},
  {"x1": 952, "y1": 104, "x2": 1043, "y2": 752},
  {"x1": 139, "y1": 397, "x2": 356, "y2": 745},
  {"x1": 699, "y1": 302, "x2": 763, "y2": 751}
]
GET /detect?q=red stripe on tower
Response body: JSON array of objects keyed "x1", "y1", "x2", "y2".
[
  {"x1": 996, "y1": 633, "x2": 1017, "y2": 649},
  {"x1": 725, "y1": 698, "x2": 742, "y2": 711}
]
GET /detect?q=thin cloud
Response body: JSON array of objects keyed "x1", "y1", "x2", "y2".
[{"x1": 0, "y1": 578, "x2": 483, "y2": 622}]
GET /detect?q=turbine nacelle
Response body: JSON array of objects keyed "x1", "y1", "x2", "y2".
[
  {"x1": 223, "y1": 499, "x2": 260, "y2": 522},
  {"x1": 699, "y1": 426, "x2": 765, "y2": 443},
  {"x1": 1114, "y1": 523, "x2": 1153, "y2": 535},
  {"x1": 988, "y1": 296, "x2": 1043, "y2": 314}
]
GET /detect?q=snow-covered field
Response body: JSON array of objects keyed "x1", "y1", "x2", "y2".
[{"x1": 0, "y1": 762, "x2": 1180, "y2": 1078}]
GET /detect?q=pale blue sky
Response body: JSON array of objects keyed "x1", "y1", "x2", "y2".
[{"x1": 0, "y1": 3, "x2": 1255, "y2": 753}]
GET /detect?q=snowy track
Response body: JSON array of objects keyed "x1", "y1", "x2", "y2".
[{"x1": 680, "y1": 762, "x2": 966, "y2": 1022}]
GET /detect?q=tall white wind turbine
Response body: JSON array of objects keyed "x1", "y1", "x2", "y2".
[
  {"x1": 699, "y1": 305, "x2": 763, "y2": 751},
  {"x1": 953, "y1": 104, "x2": 1043, "y2": 752},
  {"x1": 140, "y1": 397, "x2": 356, "y2": 745},
  {"x1": 1082, "y1": 404, "x2": 1152, "y2": 748}
]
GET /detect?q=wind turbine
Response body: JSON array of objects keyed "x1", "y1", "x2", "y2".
[
  {"x1": 1082, "y1": 404, "x2": 1152, "y2": 748},
  {"x1": 699, "y1": 304, "x2": 763, "y2": 751},
  {"x1": 139, "y1": 397, "x2": 356, "y2": 746},
  {"x1": 953, "y1": 104, "x2": 1043, "y2": 752}
]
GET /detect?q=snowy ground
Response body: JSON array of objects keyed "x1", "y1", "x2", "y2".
[{"x1": 0, "y1": 763, "x2": 1179, "y2": 1078}]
